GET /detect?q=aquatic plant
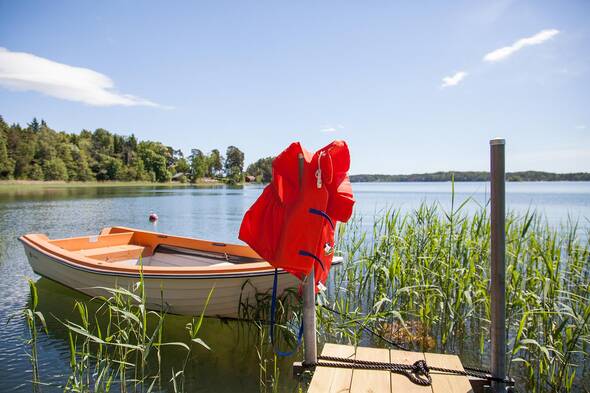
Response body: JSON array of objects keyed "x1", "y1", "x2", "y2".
[
  {"x1": 56, "y1": 269, "x2": 213, "y2": 392},
  {"x1": 325, "y1": 201, "x2": 590, "y2": 392},
  {"x1": 21, "y1": 279, "x2": 48, "y2": 392}
]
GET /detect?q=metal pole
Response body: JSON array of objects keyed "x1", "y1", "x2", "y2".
[
  {"x1": 298, "y1": 153, "x2": 317, "y2": 366},
  {"x1": 303, "y1": 266, "x2": 317, "y2": 365},
  {"x1": 490, "y1": 138, "x2": 506, "y2": 392}
]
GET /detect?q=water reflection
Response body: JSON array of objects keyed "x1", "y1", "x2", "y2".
[{"x1": 32, "y1": 278, "x2": 299, "y2": 393}]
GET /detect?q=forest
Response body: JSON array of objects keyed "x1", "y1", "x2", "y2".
[{"x1": 0, "y1": 116, "x2": 245, "y2": 184}]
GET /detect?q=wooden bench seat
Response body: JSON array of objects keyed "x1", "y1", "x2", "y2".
[{"x1": 78, "y1": 244, "x2": 145, "y2": 262}]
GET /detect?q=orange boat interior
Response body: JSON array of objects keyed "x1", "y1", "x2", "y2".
[{"x1": 24, "y1": 226, "x2": 266, "y2": 270}]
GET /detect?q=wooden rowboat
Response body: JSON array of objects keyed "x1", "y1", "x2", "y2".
[{"x1": 20, "y1": 226, "x2": 341, "y2": 317}]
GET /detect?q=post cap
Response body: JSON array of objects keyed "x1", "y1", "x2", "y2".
[{"x1": 490, "y1": 138, "x2": 506, "y2": 145}]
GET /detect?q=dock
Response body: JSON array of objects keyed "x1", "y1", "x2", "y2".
[{"x1": 307, "y1": 343, "x2": 475, "y2": 393}]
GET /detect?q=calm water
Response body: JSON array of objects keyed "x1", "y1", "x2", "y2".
[{"x1": 1, "y1": 182, "x2": 589, "y2": 392}]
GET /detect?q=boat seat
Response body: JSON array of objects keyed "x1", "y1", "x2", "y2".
[{"x1": 78, "y1": 245, "x2": 145, "y2": 262}]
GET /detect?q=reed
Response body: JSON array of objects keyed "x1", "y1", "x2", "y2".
[
  {"x1": 20, "y1": 279, "x2": 48, "y2": 392},
  {"x1": 325, "y1": 200, "x2": 590, "y2": 392},
  {"x1": 46, "y1": 267, "x2": 214, "y2": 392}
]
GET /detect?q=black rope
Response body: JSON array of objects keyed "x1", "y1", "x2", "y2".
[
  {"x1": 311, "y1": 356, "x2": 432, "y2": 386},
  {"x1": 318, "y1": 303, "x2": 515, "y2": 386},
  {"x1": 306, "y1": 355, "x2": 514, "y2": 386}
]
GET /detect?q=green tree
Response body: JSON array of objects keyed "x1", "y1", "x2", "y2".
[
  {"x1": 27, "y1": 163, "x2": 44, "y2": 180},
  {"x1": 104, "y1": 157, "x2": 124, "y2": 180},
  {"x1": 0, "y1": 117, "x2": 15, "y2": 179},
  {"x1": 246, "y1": 156, "x2": 274, "y2": 183},
  {"x1": 28, "y1": 117, "x2": 40, "y2": 132},
  {"x1": 207, "y1": 149, "x2": 223, "y2": 177},
  {"x1": 224, "y1": 146, "x2": 244, "y2": 184},
  {"x1": 72, "y1": 148, "x2": 94, "y2": 181},
  {"x1": 189, "y1": 149, "x2": 208, "y2": 180},
  {"x1": 42, "y1": 158, "x2": 68, "y2": 180},
  {"x1": 138, "y1": 142, "x2": 171, "y2": 182},
  {"x1": 174, "y1": 157, "x2": 190, "y2": 174},
  {"x1": 92, "y1": 129, "x2": 114, "y2": 156}
]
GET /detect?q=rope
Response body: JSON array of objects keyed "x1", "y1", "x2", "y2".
[
  {"x1": 306, "y1": 355, "x2": 514, "y2": 386},
  {"x1": 318, "y1": 304, "x2": 514, "y2": 386},
  {"x1": 270, "y1": 268, "x2": 304, "y2": 357},
  {"x1": 311, "y1": 356, "x2": 432, "y2": 386}
]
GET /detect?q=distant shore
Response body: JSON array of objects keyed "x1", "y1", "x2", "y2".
[
  {"x1": 2, "y1": 170, "x2": 589, "y2": 190},
  {"x1": 350, "y1": 171, "x2": 590, "y2": 183}
]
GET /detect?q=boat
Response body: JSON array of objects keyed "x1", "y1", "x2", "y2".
[{"x1": 19, "y1": 226, "x2": 342, "y2": 317}]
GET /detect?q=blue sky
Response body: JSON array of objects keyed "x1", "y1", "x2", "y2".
[{"x1": 0, "y1": 1, "x2": 588, "y2": 174}]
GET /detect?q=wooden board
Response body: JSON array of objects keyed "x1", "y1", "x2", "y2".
[
  {"x1": 308, "y1": 343, "x2": 355, "y2": 393},
  {"x1": 350, "y1": 346, "x2": 390, "y2": 392},
  {"x1": 308, "y1": 344, "x2": 473, "y2": 393},
  {"x1": 389, "y1": 349, "x2": 432, "y2": 393},
  {"x1": 424, "y1": 352, "x2": 473, "y2": 393}
]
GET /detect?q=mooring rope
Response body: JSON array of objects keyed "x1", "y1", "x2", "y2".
[
  {"x1": 318, "y1": 303, "x2": 515, "y2": 386},
  {"x1": 312, "y1": 356, "x2": 432, "y2": 386}
]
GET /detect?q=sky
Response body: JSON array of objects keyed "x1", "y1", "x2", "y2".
[{"x1": 0, "y1": 1, "x2": 588, "y2": 174}]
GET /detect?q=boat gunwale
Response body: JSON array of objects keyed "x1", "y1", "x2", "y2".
[
  {"x1": 19, "y1": 236, "x2": 297, "y2": 279},
  {"x1": 20, "y1": 227, "x2": 343, "y2": 279}
]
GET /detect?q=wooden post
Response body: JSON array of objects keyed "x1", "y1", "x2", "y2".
[{"x1": 490, "y1": 138, "x2": 507, "y2": 392}]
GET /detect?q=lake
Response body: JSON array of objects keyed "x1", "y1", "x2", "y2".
[{"x1": 1, "y1": 181, "x2": 589, "y2": 392}]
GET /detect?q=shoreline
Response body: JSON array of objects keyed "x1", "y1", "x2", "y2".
[
  {"x1": 1, "y1": 178, "x2": 589, "y2": 190},
  {"x1": 0, "y1": 179, "x2": 226, "y2": 190}
]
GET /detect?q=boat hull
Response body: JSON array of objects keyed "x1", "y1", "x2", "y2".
[{"x1": 23, "y1": 241, "x2": 299, "y2": 317}]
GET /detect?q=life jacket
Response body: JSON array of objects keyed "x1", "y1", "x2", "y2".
[{"x1": 239, "y1": 140, "x2": 354, "y2": 286}]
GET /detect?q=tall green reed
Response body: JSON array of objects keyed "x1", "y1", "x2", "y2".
[
  {"x1": 43, "y1": 268, "x2": 214, "y2": 392},
  {"x1": 327, "y1": 200, "x2": 589, "y2": 392},
  {"x1": 20, "y1": 279, "x2": 48, "y2": 392}
]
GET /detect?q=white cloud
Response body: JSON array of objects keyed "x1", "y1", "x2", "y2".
[
  {"x1": 0, "y1": 47, "x2": 163, "y2": 107},
  {"x1": 441, "y1": 71, "x2": 467, "y2": 88},
  {"x1": 483, "y1": 29, "x2": 559, "y2": 62},
  {"x1": 575, "y1": 125, "x2": 586, "y2": 130},
  {"x1": 320, "y1": 124, "x2": 344, "y2": 133}
]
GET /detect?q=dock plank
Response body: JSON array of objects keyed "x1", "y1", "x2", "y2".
[
  {"x1": 308, "y1": 343, "x2": 355, "y2": 393},
  {"x1": 424, "y1": 352, "x2": 474, "y2": 393},
  {"x1": 350, "y1": 346, "x2": 391, "y2": 393},
  {"x1": 307, "y1": 345, "x2": 474, "y2": 393},
  {"x1": 389, "y1": 349, "x2": 433, "y2": 393}
]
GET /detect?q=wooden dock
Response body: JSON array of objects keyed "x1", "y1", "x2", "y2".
[{"x1": 307, "y1": 343, "x2": 475, "y2": 393}]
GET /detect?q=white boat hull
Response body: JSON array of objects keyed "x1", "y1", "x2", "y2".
[{"x1": 23, "y1": 242, "x2": 300, "y2": 317}]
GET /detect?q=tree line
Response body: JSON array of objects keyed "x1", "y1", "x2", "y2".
[
  {"x1": 0, "y1": 116, "x2": 245, "y2": 184},
  {"x1": 2, "y1": 116, "x2": 586, "y2": 185},
  {"x1": 350, "y1": 171, "x2": 590, "y2": 182}
]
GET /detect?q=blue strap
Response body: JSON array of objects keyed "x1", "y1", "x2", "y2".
[
  {"x1": 270, "y1": 268, "x2": 304, "y2": 357},
  {"x1": 308, "y1": 208, "x2": 335, "y2": 229},
  {"x1": 298, "y1": 250, "x2": 325, "y2": 272}
]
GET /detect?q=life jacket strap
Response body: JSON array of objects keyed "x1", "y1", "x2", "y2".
[
  {"x1": 298, "y1": 250, "x2": 325, "y2": 272},
  {"x1": 270, "y1": 268, "x2": 304, "y2": 357},
  {"x1": 308, "y1": 208, "x2": 335, "y2": 229}
]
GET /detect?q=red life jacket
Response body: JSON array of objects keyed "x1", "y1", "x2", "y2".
[{"x1": 239, "y1": 140, "x2": 355, "y2": 285}]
